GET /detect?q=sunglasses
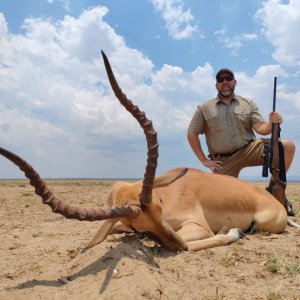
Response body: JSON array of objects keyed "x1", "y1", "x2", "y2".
[{"x1": 216, "y1": 75, "x2": 234, "y2": 83}]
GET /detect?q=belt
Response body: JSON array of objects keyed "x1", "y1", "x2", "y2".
[{"x1": 209, "y1": 141, "x2": 252, "y2": 159}]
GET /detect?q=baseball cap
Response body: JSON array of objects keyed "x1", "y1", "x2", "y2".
[{"x1": 216, "y1": 68, "x2": 235, "y2": 79}]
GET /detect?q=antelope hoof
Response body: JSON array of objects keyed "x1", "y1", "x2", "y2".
[{"x1": 228, "y1": 228, "x2": 245, "y2": 240}]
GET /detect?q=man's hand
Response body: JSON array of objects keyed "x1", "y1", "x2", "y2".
[
  {"x1": 269, "y1": 111, "x2": 283, "y2": 124},
  {"x1": 202, "y1": 158, "x2": 223, "y2": 172},
  {"x1": 253, "y1": 111, "x2": 283, "y2": 135}
]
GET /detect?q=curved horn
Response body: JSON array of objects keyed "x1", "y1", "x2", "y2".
[
  {"x1": 0, "y1": 147, "x2": 141, "y2": 221},
  {"x1": 101, "y1": 51, "x2": 159, "y2": 205}
]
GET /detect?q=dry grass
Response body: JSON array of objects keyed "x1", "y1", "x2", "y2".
[{"x1": 0, "y1": 180, "x2": 299, "y2": 300}]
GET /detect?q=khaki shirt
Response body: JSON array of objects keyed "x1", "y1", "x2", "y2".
[{"x1": 188, "y1": 94, "x2": 265, "y2": 154}]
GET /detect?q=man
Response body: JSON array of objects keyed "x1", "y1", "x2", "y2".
[{"x1": 187, "y1": 68, "x2": 296, "y2": 215}]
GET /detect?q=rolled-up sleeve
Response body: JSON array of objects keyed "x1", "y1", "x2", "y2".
[
  {"x1": 188, "y1": 105, "x2": 206, "y2": 134},
  {"x1": 249, "y1": 100, "x2": 265, "y2": 125}
]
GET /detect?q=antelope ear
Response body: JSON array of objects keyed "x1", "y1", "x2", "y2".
[
  {"x1": 81, "y1": 218, "x2": 120, "y2": 253},
  {"x1": 153, "y1": 168, "x2": 188, "y2": 188}
]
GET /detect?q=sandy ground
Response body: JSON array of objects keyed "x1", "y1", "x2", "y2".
[{"x1": 0, "y1": 179, "x2": 299, "y2": 300}]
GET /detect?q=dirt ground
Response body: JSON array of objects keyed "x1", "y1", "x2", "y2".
[{"x1": 0, "y1": 179, "x2": 299, "y2": 300}]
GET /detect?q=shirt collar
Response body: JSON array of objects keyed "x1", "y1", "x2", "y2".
[{"x1": 216, "y1": 93, "x2": 237, "y2": 104}]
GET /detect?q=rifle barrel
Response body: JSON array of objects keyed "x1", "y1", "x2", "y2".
[{"x1": 273, "y1": 76, "x2": 277, "y2": 112}]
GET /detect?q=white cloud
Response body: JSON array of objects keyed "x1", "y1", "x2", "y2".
[
  {"x1": 256, "y1": 0, "x2": 300, "y2": 67},
  {"x1": 0, "y1": 6, "x2": 155, "y2": 177},
  {"x1": 0, "y1": 13, "x2": 8, "y2": 36},
  {"x1": 0, "y1": 6, "x2": 198, "y2": 178},
  {"x1": 150, "y1": 0, "x2": 199, "y2": 40},
  {"x1": 214, "y1": 28, "x2": 257, "y2": 56},
  {"x1": 47, "y1": 0, "x2": 71, "y2": 12},
  {"x1": 0, "y1": 5, "x2": 299, "y2": 179}
]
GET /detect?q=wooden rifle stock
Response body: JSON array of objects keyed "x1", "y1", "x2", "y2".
[
  {"x1": 270, "y1": 124, "x2": 287, "y2": 209},
  {"x1": 269, "y1": 77, "x2": 287, "y2": 211}
]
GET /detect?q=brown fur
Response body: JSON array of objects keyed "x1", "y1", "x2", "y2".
[{"x1": 84, "y1": 167, "x2": 287, "y2": 252}]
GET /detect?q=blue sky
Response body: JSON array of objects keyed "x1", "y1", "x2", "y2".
[{"x1": 0, "y1": 0, "x2": 299, "y2": 180}]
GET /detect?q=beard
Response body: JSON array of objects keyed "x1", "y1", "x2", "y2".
[{"x1": 218, "y1": 87, "x2": 235, "y2": 98}]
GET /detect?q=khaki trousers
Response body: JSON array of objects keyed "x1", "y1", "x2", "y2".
[{"x1": 211, "y1": 139, "x2": 266, "y2": 177}]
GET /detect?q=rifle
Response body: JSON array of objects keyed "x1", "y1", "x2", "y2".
[{"x1": 266, "y1": 77, "x2": 287, "y2": 211}]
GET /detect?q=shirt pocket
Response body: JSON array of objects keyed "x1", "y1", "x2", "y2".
[
  {"x1": 206, "y1": 114, "x2": 223, "y2": 133},
  {"x1": 233, "y1": 108, "x2": 252, "y2": 130}
]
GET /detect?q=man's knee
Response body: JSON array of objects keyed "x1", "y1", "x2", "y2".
[
  {"x1": 281, "y1": 139, "x2": 295, "y2": 171},
  {"x1": 281, "y1": 139, "x2": 296, "y2": 156}
]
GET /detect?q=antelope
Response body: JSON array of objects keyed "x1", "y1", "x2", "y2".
[{"x1": 0, "y1": 51, "x2": 298, "y2": 254}]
